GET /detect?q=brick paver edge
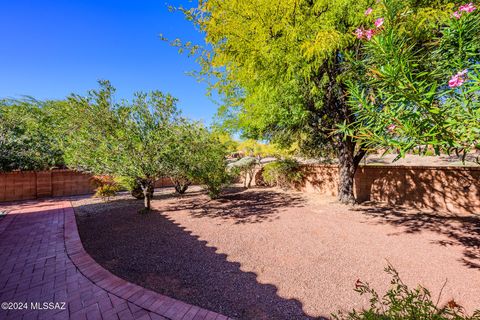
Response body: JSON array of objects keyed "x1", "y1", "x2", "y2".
[{"x1": 63, "y1": 201, "x2": 232, "y2": 320}]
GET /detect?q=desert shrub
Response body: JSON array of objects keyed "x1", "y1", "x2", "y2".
[
  {"x1": 333, "y1": 264, "x2": 480, "y2": 320},
  {"x1": 197, "y1": 160, "x2": 233, "y2": 199},
  {"x1": 93, "y1": 175, "x2": 120, "y2": 202},
  {"x1": 187, "y1": 130, "x2": 232, "y2": 199},
  {"x1": 262, "y1": 158, "x2": 304, "y2": 189}
]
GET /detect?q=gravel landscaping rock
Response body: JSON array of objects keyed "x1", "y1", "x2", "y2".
[{"x1": 73, "y1": 186, "x2": 480, "y2": 319}]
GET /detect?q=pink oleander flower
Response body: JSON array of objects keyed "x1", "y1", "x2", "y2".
[
  {"x1": 375, "y1": 18, "x2": 384, "y2": 28},
  {"x1": 365, "y1": 8, "x2": 373, "y2": 16},
  {"x1": 452, "y1": 11, "x2": 462, "y2": 19},
  {"x1": 355, "y1": 28, "x2": 365, "y2": 39},
  {"x1": 365, "y1": 29, "x2": 375, "y2": 40},
  {"x1": 386, "y1": 124, "x2": 397, "y2": 133},
  {"x1": 448, "y1": 69, "x2": 468, "y2": 88},
  {"x1": 459, "y1": 2, "x2": 476, "y2": 13}
]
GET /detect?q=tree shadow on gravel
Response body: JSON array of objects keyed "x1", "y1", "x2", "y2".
[
  {"x1": 161, "y1": 187, "x2": 306, "y2": 224},
  {"x1": 75, "y1": 203, "x2": 326, "y2": 320},
  {"x1": 353, "y1": 205, "x2": 480, "y2": 270}
]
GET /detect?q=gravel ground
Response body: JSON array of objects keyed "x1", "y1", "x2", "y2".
[{"x1": 73, "y1": 187, "x2": 480, "y2": 320}]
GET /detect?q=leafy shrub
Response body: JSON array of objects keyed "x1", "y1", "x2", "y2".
[
  {"x1": 175, "y1": 128, "x2": 232, "y2": 199},
  {"x1": 199, "y1": 164, "x2": 234, "y2": 199},
  {"x1": 262, "y1": 158, "x2": 304, "y2": 189},
  {"x1": 333, "y1": 264, "x2": 480, "y2": 320},
  {"x1": 93, "y1": 175, "x2": 120, "y2": 202},
  {"x1": 0, "y1": 99, "x2": 66, "y2": 172}
]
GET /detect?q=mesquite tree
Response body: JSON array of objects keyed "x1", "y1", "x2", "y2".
[
  {"x1": 62, "y1": 81, "x2": 180, "y2": 210},
  {"x1": 172, "y1": 0, "x2": 459, "y2": 203}
]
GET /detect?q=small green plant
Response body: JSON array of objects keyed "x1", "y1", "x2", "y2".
[
  {"x1": 333, "y1": 264, "x2": 480, "y2": 320},
  {"x1": 93, "y1": 175, "x2": 120, "y2": 202},
  {"x1": 262, "y1": 158, "x2": 304, "y2": 189}
]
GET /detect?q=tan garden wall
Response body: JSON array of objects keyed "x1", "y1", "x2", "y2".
[
  {"x1": 1, "y1": 167, "x2": 479, "y2": 214},
  {"x1": 299, "y1": 165, "x2": 480, "y2": 215},
  {"x1": 0, "y1": 170, "x2": 175, "y2": 202}
]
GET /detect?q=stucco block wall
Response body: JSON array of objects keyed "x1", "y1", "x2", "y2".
[{"x1": 300, "y1": 165, "x2": 480, "y2": 214}]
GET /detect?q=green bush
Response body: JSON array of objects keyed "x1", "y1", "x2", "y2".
[
  {"x1": 93, "y1": 175, "x2": 120, "y2": 202},
  {"x1": 187, "y1": 131, "x2": 232, "y2": 199},
  {"x1": 262, "y1": 158, "x2": 304, "y2": 189},
  {"x1": 333, "y1": 264, "x2": 480, "y2": 320}
]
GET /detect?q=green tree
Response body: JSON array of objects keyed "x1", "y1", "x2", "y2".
[
  {"x1": 167, "y1": 121, "x2": 229, "y2": 195},
  {"x1": 187, "y1": 129, "x2": 232, "y2": 198},
  {"x1": 173, "y1": 0, "x2": 458, "y2": 203},
  {"x1": 0, "y1": 99, "x2": 65, "y2": 172},
  {"x1": 62, "y1": 81, "x2": 180, "y2": 210}
]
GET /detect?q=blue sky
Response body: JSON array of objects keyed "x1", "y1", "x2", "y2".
[{"x1": 0, "y1": 0, "x2": 218, "y2": 124}]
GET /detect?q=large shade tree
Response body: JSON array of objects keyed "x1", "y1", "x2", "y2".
[
  {"x1": 174, "y1": 0, "x2": 466, "y2": 203},
  {"x1": 62, "y1": 81, "x2": 180, "y2": 210}
]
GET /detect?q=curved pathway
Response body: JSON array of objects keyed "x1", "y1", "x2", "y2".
[{"x1": 0, "y1": 200, "x2": 230, "y2": 320}]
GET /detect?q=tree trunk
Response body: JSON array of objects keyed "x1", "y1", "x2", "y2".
[
  {"x1": 337, "y1": 137, "x2": 367, "y2": 204},
  {"x1": 173, "y1": 178, "x2": 191, "y2": 194},
  {"x1": 140, "y1": 180, "x2": 153, "y2": 210},
  {"x1": 246, "y1": 170, "x2": 254, "y2": 188}
]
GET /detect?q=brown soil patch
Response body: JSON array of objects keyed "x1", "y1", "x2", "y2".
[{"x1": 73, "y1": 187, "x2": 480, "y2": 319}]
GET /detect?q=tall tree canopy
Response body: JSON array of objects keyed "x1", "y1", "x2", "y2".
[
  {"x1": 61, "y1": 81, "x2": 181, "y2": 210},
  {"x1": 0, "y1": 99, "x2": 65, "y2": 172},
  {"x1": 177, "y1": 0, "x2": 472, "y2": 203}
]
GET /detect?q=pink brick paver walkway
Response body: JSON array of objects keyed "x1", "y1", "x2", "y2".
[{"x1": 0, "y1": 200, "x2": 231, "y2": 320}]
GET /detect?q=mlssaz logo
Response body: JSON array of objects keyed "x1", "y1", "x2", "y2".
[{"x1": 30, "y1": 302, "x2": 66, "y2": 310}]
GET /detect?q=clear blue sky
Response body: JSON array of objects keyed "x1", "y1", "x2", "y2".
[{"x1": 0, "y1": 0, "x2": 218, "y2": 124}]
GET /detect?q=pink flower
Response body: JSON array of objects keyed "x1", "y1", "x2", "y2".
[
  {"x1": 365, "y1": 8, "x2": 373, "y2": 16},
  {"x1": 452, "y1": 11, "x2": 462, "y2": 19},
  {"x1": 355, "y1": 28, "x2": 365, "y2": 39},
  {"x1": 459, "y1": 2, "x2": 476, "y2": 13},
  {"x1": 448, "y1": 69, "x2": 468, "y2": 88},
  {"x1": 365, "y1": 29, "x2": 375, "y2": 40},
  {"x1": 375, "y1": 18, "x2": 384, "y2": 28},
  {"x1": 387, "y1": 124, "x2": 397, "y2": 133}
]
